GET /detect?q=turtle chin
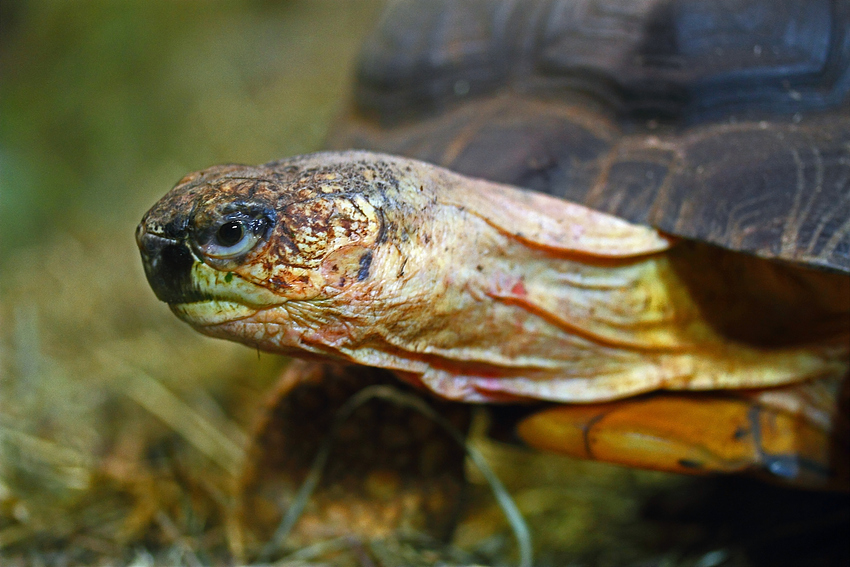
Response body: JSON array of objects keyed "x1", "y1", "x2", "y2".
[
  {"x1": 164, "y1": 260, "x2": 289, "y2": 327},
  {"x1": 171, "y1": 300, "x2": 259, "y2": 327}
]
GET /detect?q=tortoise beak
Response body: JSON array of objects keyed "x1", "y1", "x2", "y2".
[{"x1": 136, "y1": 222, "x2": 208, "y2": 305}]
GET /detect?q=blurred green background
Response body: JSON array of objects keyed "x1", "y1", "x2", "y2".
[{"x1": 0, "y1": 0, "x2": 383, "y2": 254}]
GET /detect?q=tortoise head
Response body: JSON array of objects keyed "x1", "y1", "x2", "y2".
[{"x1": 136, "y1": 152, "x2": 395, "y2": 353}]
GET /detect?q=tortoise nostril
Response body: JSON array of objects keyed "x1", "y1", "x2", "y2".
[{"x1": 163, "y1": 216, "x2": 190, "y2": 240}]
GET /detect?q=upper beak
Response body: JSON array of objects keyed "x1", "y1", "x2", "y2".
[{"x1": 136, "y1": 222, "x2": 208, "y2": 304}]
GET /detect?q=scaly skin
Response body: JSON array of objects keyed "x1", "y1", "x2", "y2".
[{"x1": 136, "y1": 151, "x2": 848, "y2": 405}]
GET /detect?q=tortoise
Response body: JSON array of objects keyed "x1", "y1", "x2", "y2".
[{"x1": 136, "y1": 0, "x2": 850, "y2": 490}]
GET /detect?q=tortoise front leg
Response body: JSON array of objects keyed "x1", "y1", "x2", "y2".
[
  {"x1": 235, "y1": 360, "x2": 471, "y2": 558},
  {"x1": 516, "y1": 383, "x2": 848, "y2": 490}
]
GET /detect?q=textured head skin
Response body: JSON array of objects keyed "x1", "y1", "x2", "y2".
[
  {"x1": 138, "y1": 150, "x2": 847, "y2": 404},
  {"x1": 137, "y1": 152, "x2": 419, "y2": 355}
]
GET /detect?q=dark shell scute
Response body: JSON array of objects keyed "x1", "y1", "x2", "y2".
[
  {"x1": 333, "y1": 0, "x2": 850, "y2": 272},
  {"x1": 355, "y1": 0, "x2": 850, "y2": 125},
  {"x1": 657, "y1": 121, "x2": 850, "y2": 271}
]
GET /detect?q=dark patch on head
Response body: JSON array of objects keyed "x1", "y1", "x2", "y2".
[
  {"x1": 269, "y1": 276, "x2": 292, "y2": 289},
  {"x1": 375, "y1": 208, "x2": 388, "y2": 244},
  {"x1": 163, "y1": 215, "x2": 190, "y2": 239},
  {"x1": 733, "y1": 426, "x2": 749, "y2": 440},
  {"x1": 358, "y1": 250, "x2": 373, "y2": 282}
]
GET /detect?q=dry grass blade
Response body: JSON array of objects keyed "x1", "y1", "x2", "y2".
[
  {"x1": 0, "y1": 422, "x2": 94, "y2": 475},
  {"x1": 98, "y1": 351, "x2": 246, "y2": 476}
]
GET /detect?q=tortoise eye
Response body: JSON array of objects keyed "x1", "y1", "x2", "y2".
[
  {"x1": 216, "y1": 221, "x2": 245, "y2": 248},
  {"x1": 199, "y1": 213, "x2": 270, "y2": 261}
]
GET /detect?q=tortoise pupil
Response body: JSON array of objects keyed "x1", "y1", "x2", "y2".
[{"x1": 217, "y1": 221, "x2": 244, "y2": 247}]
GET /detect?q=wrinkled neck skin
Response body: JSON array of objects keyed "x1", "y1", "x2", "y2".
[{"x1": 148, "y1": 151, "x2": 849, "y2": 405}]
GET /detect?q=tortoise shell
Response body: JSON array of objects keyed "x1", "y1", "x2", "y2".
[{"x1": 329, "y1": 0, "x2": 850, "y2": 273}]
